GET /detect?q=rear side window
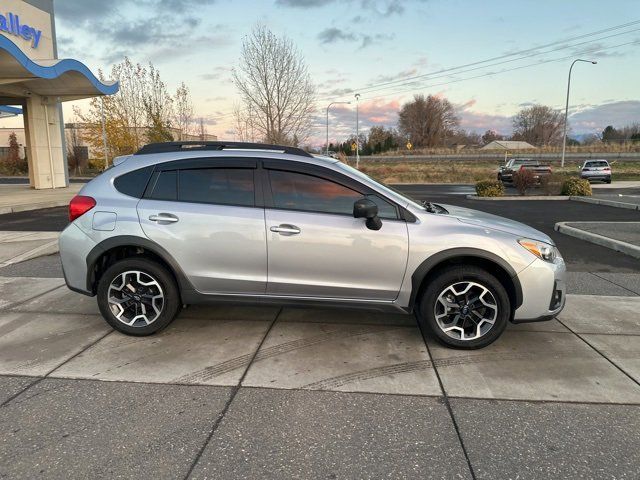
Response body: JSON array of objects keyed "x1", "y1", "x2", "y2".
[
  {"x1": 178, "y1": 168, "x2": 255, "y2": 206},
  {"x1": 114, "y1": 166, "x2": 153, "y2": 198},
  {"x1": 149, "y1": 170, "x2": 177, "y2": 201}
]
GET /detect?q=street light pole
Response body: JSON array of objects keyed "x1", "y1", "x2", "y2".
[
  {"x1": 355, "y1": 93, "x2": 360, "y2": 168},
  {"x1": 325, "y1": 101, "x2": 351, "y2": 155},
  {"x1": 561, "y1": 58, "x2": 597, "y2": 168}
]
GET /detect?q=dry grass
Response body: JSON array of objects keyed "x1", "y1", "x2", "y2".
[
  {"x1": 371, "y1": 143, "x2": 640, "y2": 157},
  {"x1": 353, "y1": 159, "x2": 640, "y2": 184}
]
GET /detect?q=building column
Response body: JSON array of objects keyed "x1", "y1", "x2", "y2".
[{"x1": 23, "y1": 95, "x2": 68, "y2": 189}]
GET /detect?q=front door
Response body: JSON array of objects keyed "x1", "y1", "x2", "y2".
[
  {"x1": 264, "y1": 167, "x2": 408, "y2": 300},
  {"x1": 137, "y1": 164, "x2": 267, "y2": 294}
]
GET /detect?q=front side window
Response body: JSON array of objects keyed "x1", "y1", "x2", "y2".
[
  {"x1": 268, "y1": 170, "x2": 399, "y2": 219},
  {"x1": 179, "y1": 168, "x2": 255, "y2": 206},
  {"x1": 269, "y1": 170, "x2": 361, "y2": 215}
]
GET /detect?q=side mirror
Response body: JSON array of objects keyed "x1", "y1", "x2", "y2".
[{"x1": 353, "y1": 198, "x2": 382, "y2": 230}]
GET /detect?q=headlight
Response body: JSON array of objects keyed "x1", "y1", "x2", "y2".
[{"x1": 518, "y1": 239, "x2": 558, "y2": 262}]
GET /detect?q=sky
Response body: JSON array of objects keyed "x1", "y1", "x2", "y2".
[{"x1": 6, "y1": 0, "x2": 640, "y2": 145}]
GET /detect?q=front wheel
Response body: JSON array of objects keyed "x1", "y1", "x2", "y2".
[
  {"x1": 417, "y1": 266, "x2": 510, "y2": 349},
  {"x1": 97, "y1": 258, "x2": 182, "y2": 336}
]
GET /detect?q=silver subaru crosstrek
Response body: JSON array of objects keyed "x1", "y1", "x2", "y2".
[{"x1": 59, "y1": 142, "x2": 565, "y2": 349}]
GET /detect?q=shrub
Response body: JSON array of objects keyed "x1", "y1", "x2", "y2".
[
  {"x1": 561, "y1": 178, "x2": 592, "y2": 196},
  {"x1": 87, "y1": 158, "x2": 107, "y2": 171},
  {"x1": 513, "y1": 168, "x2": 536, "y2": 195},
  {"x1": 539, "y1": 173, "x2": 563, "y2": 196},
  {"x1": 475, "y1": 180, "x2": 504, "y2": 197}
]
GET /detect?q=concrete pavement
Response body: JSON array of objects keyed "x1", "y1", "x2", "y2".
[
  {"x1": 1, "y1": 275, "x2": 640, "y2": 478},
  {"x1": 0, "y1": 184, "x2": 82, "y2": 214}
]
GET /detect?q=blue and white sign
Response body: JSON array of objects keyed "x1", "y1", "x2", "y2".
[{"x1": 0, "y1": 12, "x2": 42, "y2": 49}]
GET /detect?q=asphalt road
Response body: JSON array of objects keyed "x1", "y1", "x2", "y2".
[
  {"x1": 0, "y1": 184, "x2": 639, "y2": 272},
  {"x1": 394, "y1": 184, "x2": 640, "y2": 272}
]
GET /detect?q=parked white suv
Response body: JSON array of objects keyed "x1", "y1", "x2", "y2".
[
  {"x1": 580, "y1": 159, "x2": 612, "y2": 183},
  {"x1": 59, "y1": 142, "x2": 566, "y2": 349}
]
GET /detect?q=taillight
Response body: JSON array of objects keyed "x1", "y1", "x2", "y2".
[
  {"x1": 69, "y1": 195, "x2": 96, "y2": 222},
  {"x1": 604, "y1": 167, "x2": 611, "y2": 171}
]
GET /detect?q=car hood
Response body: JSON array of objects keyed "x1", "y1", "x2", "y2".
[{"x1": 437, "y1": 204, "x2": 554, "y2": 244}]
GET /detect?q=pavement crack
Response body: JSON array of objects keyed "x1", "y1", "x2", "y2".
[
  {"x1": 419, "y1": 325, "x2": 477, "y2": 480},
  {"x1": 0, "y1": 329, "x2": 113, "y2": 408},
  {"x1": 557, "y1": 318, "x2": 640, "y2": 388},
  {"x1": 182, "y1": 306, "x2": 282, "y2": 480},
  {"x1": 591, "y1": 272, "x2": 640, "y2": 296}
]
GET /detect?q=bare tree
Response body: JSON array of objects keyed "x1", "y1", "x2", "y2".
[
  {"x1": 174, "y1": 82, "x2": 194, "y2": 140},
  {"x1": 512, "y1": 104, "x2": 564, "y2": 146},
  {"x1": 398, "y1": 94, "x2": 459, "y2": 148},
  {"x1": 233, "y1": 24, "x2": 316, "y2": 145},
  {"x1": 481, "y1": 129, "x2": 503, "y2": 145}
]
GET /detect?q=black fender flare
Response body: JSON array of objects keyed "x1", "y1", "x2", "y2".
[
  {"x1": 409, "y1": 247, "x2": 523, "y2": 312},
  {"x1": 85, "y1": 235, "x2": 195, "y2": 296}
]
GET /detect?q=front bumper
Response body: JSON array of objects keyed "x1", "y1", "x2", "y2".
[{"x1": 512, "y1": 256, "x2": 566, "y2": 323}]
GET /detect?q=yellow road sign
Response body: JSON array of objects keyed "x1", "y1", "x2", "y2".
[{"x1": 406, "y1": 141, "x2": 413, "y2": 150}]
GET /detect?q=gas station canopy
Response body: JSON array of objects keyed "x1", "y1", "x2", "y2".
[{"x1": 0, "y1": 34, "x2": 118, "y2": 102}]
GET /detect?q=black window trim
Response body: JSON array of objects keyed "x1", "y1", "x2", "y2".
[{"x1": 261, "y1": 160, "x2": 404, "y2": 221}]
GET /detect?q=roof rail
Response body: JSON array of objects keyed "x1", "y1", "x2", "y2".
[{"x1": 134, "y1": 141, "x2": 313, "y2": 158}]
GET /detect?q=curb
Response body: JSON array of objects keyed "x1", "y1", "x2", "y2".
[
  {"x1": 0, "y1": 200, "x2": 70, "y2": 215},
  {"x1": 569, "y1": 196, "x2": 640, "y2": 211},
  {"x1": 466, "y1": 195, "x2": 569, "y2": 201},
  {"x1": 554, "y1": 222, "x2": 640, "y2": 259}
]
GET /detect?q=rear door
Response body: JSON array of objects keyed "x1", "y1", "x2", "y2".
[
  {"x1": 137, "y1": 158, "x2": 267, "y2": 294},
  {"x1": 262, "y1": 161, "x2": 409, "y2": 300}
]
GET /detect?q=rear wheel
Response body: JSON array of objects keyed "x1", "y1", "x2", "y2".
[
  {"x1": 97, "y1": 258, "x2": 181, "y2": 336},
  {"x1": 606, "y1": 176, "x2": 612, "y2": 184},
  {"x1": 417, "y1": 266, "x2": 510, "y2": 349}
]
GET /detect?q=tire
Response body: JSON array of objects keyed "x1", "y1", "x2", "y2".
[
  {"x1": 606, "y1": 176, "x2": 612, "y2": 184},
  {"x1": 417, "y1": 266, "x2": 510, "y2": 349},
  {"x1": 97, "y1": 257, "x2": 182, "y2": 336}
]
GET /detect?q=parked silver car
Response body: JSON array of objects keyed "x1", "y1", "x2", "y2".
[
  {"x1": 580, "y1": 159, "x2": 612, "y2": 183},
  {"x1": 59, "y1": 142, "x2": 566, "y2": 349}
]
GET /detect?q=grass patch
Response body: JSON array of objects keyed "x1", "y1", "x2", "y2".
[{"x1": 354, "y1": 160, "x2": 640, "y2": 184}]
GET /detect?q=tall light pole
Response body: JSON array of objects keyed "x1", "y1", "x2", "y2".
[
  {"x1": 355, "y1": 93, "x2": 360, "y2": 168},
  {"x1": 561, "y1": 58, "x2": 597, "y2": 167},
  {"x1": 325, "y1": 101, "x2": 351, "y2": 155}
]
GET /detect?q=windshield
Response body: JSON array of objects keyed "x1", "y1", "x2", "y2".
[{"x1": 335, "y1": 162, "x2": 427, "y2": 211}]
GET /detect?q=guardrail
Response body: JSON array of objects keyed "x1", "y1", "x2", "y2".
[{"x1": 348, "y1": 152, "x2": 640, "y2": 163}]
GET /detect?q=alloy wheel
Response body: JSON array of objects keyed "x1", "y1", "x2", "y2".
[
  {"x1": 107, "y1": 270, "x2": 164, "y2": 327},
  {"x1": 434, "y1": 281, "x2": 498, "y2": 341}
]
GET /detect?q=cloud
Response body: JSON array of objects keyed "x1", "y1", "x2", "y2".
[
  {"x1": 278, "y1": 0, "x2": 418, "y2": 16},
  {"x1": 317, "y1": 28, "x2": 393, "y2": 48},
  {"x1": 56, "y1": 0, "x2": 216, "y2": 21},
  {"x1": 276, "y1": 0, "x2": 334, "y2": 6},
  {"x1": 317, "y1": 28, "x2": 357, "y2": 44},
  {"x1": 456, "y1": 100, "x2": 512, "y2": 135},
  {"x1": 569, "y1": 100, "x2": 640, "y2": 134}
]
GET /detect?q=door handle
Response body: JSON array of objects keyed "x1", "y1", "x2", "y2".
[
  {"x1": 149, "y1": 213, "x2": 179, "y2": 224},
  {"x1": 270, "y1": 224, "x2": 301, "y2": 235}
]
